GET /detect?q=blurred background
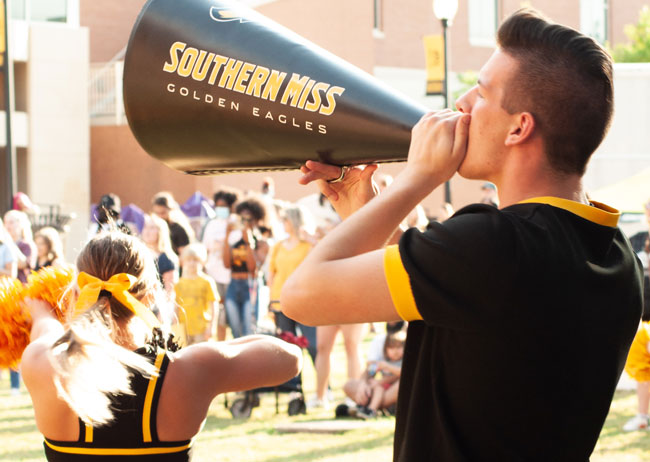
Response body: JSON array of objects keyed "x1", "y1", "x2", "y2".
[{"x1": 0, "y1": 0, "x2": 648, "y2": 259}]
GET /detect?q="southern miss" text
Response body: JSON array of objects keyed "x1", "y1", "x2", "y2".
[{"x1": 163, "y1": 41, "x2": 345, "y2": 116}]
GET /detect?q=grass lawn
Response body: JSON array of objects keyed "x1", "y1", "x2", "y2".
[{"x1": 1, "y1": 329, "x2": 649, "y2": 461}]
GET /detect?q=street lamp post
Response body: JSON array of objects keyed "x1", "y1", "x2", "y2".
[{"x1": 433, "y1": 0, "x2": 458, "y2": 205}]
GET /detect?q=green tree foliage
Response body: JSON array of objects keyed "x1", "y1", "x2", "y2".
[
  {"x1": 450, "y1": 71, "x2": 478, "y2": 108},
  {"x1": 612, "y1": 6, "x2": 650, "y2": 63}
]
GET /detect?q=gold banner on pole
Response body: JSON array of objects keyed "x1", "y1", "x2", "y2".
[{"x1": 423, "y1": 34, "x2": 444, "y2": 95}]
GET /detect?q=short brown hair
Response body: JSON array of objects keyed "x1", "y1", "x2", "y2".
[
  {"x1": 383, "y1": 330, "x2": 407, "y2": 358},
  {"x1": 497, "y1": 8, "x2": 613, "y2": 175}
]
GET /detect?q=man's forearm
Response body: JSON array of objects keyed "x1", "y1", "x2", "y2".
[{"x1": 305, "y1": 173, "x2": 437, "y2": 263}]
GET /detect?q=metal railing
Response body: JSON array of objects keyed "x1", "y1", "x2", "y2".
[
  {"x1": 89, "y1": 47, "x2": 126, "y2": 125},
  {"x1": 30, "y1": 204, "x2": 76, "y2": 233}
]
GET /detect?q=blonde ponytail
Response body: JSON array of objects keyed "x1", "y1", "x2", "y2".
[{"x1": 49, "y1": 299, "x2": 157, "y2": 426}]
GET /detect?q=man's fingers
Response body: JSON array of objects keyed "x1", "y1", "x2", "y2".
[
  {"x1": 305, "y1": 160, "x2": 346, "y2": 178},
  {"x1": 298, "y1": 169, "x2": 321, "y2": 185},
  {"x1": 298, "y1": 166, "x2": 335, "y2": 185},
  {"x1": 360, "y1": 164, "x2": 378, "y2": 181},
  {"x1": 452, "y1": 114, "x2": 471, "y2": 161},
  {"x1": 318, "y1": 180, "x2": 339, "y2": 201},
  {"x1": 300, "y1": 160, "x2": 351, "y2": 186}
]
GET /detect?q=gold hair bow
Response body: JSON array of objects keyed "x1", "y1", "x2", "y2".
[{"x1": 74, "y1": 272, "x2": 160, "y2": 328}]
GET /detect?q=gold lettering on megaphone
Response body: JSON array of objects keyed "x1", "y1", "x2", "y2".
[
  {"x1": 261, "y1": 69, "x2": 286, "y2": 101},
  {"x1": 281, "y1": 74, "x2": 310, "y2": 107},
  {"x1": 163, "y1": 41, "x2": 345, "y2": 116},
  {"x1": 219, "y1": 59, "x2": 244, "y2": 90},
  {"x1": 245, "y1": 66, "x2": 270, "y2": 97},
  {"x1": 192, "y1": 51, "x2": 216, "y2": 81}
]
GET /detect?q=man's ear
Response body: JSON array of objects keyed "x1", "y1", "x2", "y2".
[{"x1": 505, "y1": 112, "x2": 535, "y2": 146}]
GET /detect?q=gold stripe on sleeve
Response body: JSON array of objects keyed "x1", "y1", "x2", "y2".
[
  {"x1": 383, "y1": 245, "x2": 422, "y2": 321},
  {"x1": 44, "y1": 440, "x2": 191, "y2": 456},
  {"x1": 142, "y1": 352, "x2": 165, "y2": 443},
  {"x1": 84, "y1": 424, "x2": 93, "y2": 443}
]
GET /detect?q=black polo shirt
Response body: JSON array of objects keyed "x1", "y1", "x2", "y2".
[{"x1": 384, "y1": 197, "x2": 643, "y2": 461}]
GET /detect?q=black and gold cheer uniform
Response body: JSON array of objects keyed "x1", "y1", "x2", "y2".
[
  {"x1": 44, "y1": 347, "x2": 192, "y2": 461},
  {"x1": 384, "y1": 197, "x2": 643, "y2": 462}
]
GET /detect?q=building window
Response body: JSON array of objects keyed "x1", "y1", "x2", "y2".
[
  {"x1": 31, "y1": 0, "x2": 67, "y2": 23},
  {"x1": 9, "y1": 0, "x2": 78, "y2": 25},
  {"x1": 10, "y1": 0, "x2": 26, "y2": 20},
  {"x1": 580, "y1": 0, "x2": 608, "y2": 44},
  {"x1": 374, "y1": 0, "x2": 383, "y2": 32},
  {"x1": 468, "y1": 0, "x2": 497, "y2": 47}
]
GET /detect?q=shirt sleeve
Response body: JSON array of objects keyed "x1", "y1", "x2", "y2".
[
  {"x1": 207, "y1": 277, "x2": 218, "y2": 303},
  {"x1": 384, "y1": 245, "x2": 421, "y2": 321},
  {"x1": 384, "y1": 204, "x2": 518, "y2": 329},
  {"x1": 0, "y1": 244, "x2": 16, "y2": 267},
  {"x1": 157, "y1": 253, "x2": 176, "y2": 274}
]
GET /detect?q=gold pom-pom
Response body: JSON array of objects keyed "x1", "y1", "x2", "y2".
[
  {"x1": 0, "y1": 278, "x2": 31, "y2": 369},
  {"x1": 26, "y1": 266, "x2": 75, "y2": 322},
  {"x1": 0, "y1": 267, "x2": 76, "y2": 368}
]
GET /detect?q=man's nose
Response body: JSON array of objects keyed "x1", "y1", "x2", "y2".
[{"x1": 455, "y1": 86, "x2": 475, "y2": 113}]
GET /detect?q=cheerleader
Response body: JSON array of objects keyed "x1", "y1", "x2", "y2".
[{"x1": 20, "y1": 231, "x2": 301, "y2": 460}]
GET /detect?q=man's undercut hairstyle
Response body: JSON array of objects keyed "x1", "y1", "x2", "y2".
[{"x1": 497, "y1": 9, "x2": 614, "y2": 176}]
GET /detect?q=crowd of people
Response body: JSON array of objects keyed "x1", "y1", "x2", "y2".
[
  {"x1": 1, "y1": 201, "x2": 67, "y2": 396},
  {"x1": 3, "y1": 178, "x2": 425, "y2": 416},
  {"x1": 83, "y1": 181, "x2": 417, "y2": 415}
]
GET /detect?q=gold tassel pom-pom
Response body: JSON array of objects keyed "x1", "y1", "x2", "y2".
[
  {"x1": 0, "y1": 267, "x2": 75, "y2": 368},
  {"x1": 0, "y1": 278, "x2": 32, "y2": 369},
  {"x1": 25, "y1": 266, "x2": 76, "y2": 322}
]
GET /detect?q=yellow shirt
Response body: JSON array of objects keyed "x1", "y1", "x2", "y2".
[
  {"x1": 625, "y1": 322, "x2": 650, "y2": 382},
  {"x1": 269, "y1": 240, "x2": 311, "y2": 307},
  {"x1": 175, "y1": 273, "x2": 218, "y2": 336}
]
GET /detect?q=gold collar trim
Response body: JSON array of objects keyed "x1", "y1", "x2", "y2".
[{"x1": 518, "y1": 196, "x2": 620, "y2": 228}]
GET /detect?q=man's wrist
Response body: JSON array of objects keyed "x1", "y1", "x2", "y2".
[{"x1": 394, "y1": 168, "x2": 442, "y2": 201}]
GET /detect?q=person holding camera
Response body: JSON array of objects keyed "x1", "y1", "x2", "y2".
[{"x1": 222, "y1": 198, "x2": 269, "y2": 338}]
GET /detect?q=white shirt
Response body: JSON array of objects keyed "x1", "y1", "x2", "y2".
[{"x1": 202, "y1": 218, "x2": 241, "y2": 284}]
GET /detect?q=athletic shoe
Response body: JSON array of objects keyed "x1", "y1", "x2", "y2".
[
  {"x1": 306, "y1": 395, "x2": 329, "y2": 409},
  {"x1": 623, "y1": 414, "x2": 650, "y2": 431},
  {"x1": 355, "y1": 406, "x2": 377, "y2": 420}
]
